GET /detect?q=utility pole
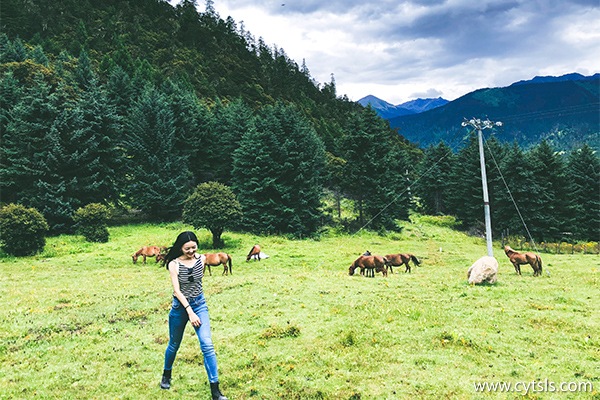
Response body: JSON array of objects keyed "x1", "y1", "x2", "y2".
[{"x1": 461, "y1": 118, "x2": 503, "y2": 257}]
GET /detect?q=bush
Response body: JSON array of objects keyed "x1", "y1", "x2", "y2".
[
  {"x1": 414, "y1": 214, "x2": 459, "y2": 228},
  {"x1": 183, "y1": 182, "x2": 242, "y2": 248},
  {"x1": 0, "y1": 203, "x2": 49, "y2": 256},
  {"x1": 73, "y1": 203, "x2": 110, "y2": 243}
]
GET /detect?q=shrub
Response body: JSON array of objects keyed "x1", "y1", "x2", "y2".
[
  {"x1": 183, "y1": 182, "x2": 242, "y2": 248},
  {"x1": 415, "y1": 214, "x2": 459, "y2": 228},
  {"x1": 0, "y1": 203, "x2": 49, "y2": 256},
  {"x1": 73, "y1": 203, "x2": 110, "y2": 243}
]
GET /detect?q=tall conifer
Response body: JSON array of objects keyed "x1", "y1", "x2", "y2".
[
  {"x1": 232, "y1": 102, "x2": 325, "y2": 237},
  {"x1": 123, "y1": 86, "x2": 192, "y2": 220},
  {"x1": 492, "y1": 143, "x2": 541, "y2": 241},
  {"x1": 339, "y1": 107, "x2": 410, "y2": 230},
  {"x1": 414, "y1": 142, "x2": 455, "y2": 215},
  {"x1": 566, "y1": 145, "x2": 600, "y2": 241},
  {"x1": 446, "y1": 134, "x2": 486, "y2": 231},
  {"x1": 2, "y1": 74, "x2": 60, "y2": 205},
  {"x1": 529, "y1": 140, "x2": 569, "y2": 241}
]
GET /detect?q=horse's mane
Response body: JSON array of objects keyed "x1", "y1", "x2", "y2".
[{"x1": 504, "y1": 246, "x2": 517, "y2": 255}]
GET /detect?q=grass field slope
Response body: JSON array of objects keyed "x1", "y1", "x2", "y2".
[{"x1": 1, "y1": 217, "x2": 598, "y2": 399}]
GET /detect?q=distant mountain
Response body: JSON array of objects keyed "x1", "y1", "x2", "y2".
[
  {"x1": 398, "y1": 97, "x2": 450, "y2": 113},
  {"x1": 387, "y1": 74, "x2": 600, "y2": 151},
  {"x1": 358, "y1": 95, "x2": 448, "y2": 119},
  {"x1": 511, "y1": 72, "x2": 600, "y2": 86}
]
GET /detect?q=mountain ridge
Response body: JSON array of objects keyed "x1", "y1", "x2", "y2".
[
  {"x1": 386, "y1": 73, "x2": 599, "y2": 150},
  {"x1": 358, "y1": 95, "x2": 449, "y2": 119}
]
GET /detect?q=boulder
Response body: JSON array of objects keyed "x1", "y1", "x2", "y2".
[{"x1": 467, "y1": 256, "x2": 498, "y2": 285}]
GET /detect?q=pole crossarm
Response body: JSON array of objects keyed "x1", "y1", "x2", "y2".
[{"x1": 461, "y1": 118, "x2": 503, "y2": 130}]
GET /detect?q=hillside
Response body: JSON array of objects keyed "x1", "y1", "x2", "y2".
[
  {"x1": 0, "y1": 0, "x2": 362, "y2": 146},
  {"x1": 388, "y1": 75, "x2": 600, "y2": 150}
]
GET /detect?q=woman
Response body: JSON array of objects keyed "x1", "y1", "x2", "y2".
[{"x1": 160, "y1": 231, "x2": 227, "y2": 400}]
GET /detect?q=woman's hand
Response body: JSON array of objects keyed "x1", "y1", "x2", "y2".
[{"x1": 188, "y1": 310, "x2": 202, "y2": 327}]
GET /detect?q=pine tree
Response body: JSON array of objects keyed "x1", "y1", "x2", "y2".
[
  {"x1": 74, "y1": 49, "x2": 94, "y2": 90},
  {"x1": 6, "y1": 37, "x2": 28, "y2": 62},
  {"x1": 72, "y1": 79, "x2": 123, "y2": 205},
  {"x1": 161, "y1": 79, "x2": 211, "y2": 185},
  {"x1": 0, "y1": 33, "x2": 10, "y2": 63},
  {"x1": 232, "y1": 102, "x2": 326, "y2": 237},
  {"x1": 0, "y1": 71, "x2": 24, "y2": 203},
  {"x1": 339, "y1": 106, "x2": 410, "y2": 231},
  {"x1": 566, "y1": 144, "x2": 600, "y2": 241},
  {"x1": 30, "y1": 106, "x2": 78, "y2": 232},
  {"x1": 123, "y1": 86, "x2": 192, "y2": 220},
  {"x1": 529, "y1": 140, "x2": 569, "y2": 241},
  {"x1": 1, "y1": 74, "x2": 60, "y2": 205},
  {"x1": 446, "y1": 134, "x2": 486, "y2": 231},
  {"x1": 414, "y1": 142, "x2": 455, "y2": 215},
  {"x1": 203, "y1": 98, "x2": 253, "y2": 185},
  {"x1": 492, "y1": 142, "x2": 542, "y2": 241},
  {"x1": 27, "y1": 79, "x2": 121, "y2": 232},
  {"x1": 106, "y1": 65, "x2": 134, "y2": 118},
  {"x1": 31, "y1": 45, "x2": 48, "y2": 66}
]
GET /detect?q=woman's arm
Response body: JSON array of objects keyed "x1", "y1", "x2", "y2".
[{"x1": 168, "y1": 260, "x2": 201, "y2": 327}]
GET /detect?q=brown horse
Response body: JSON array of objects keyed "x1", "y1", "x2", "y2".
[
  {"x1": 384, "y1": 253, "x2": 421, "y2": 273},
  {"x1": 204, "y1": 252, "x2": 233, "y2": 276},
  {"x1": 349, "y1": 255, "x2": 388, "y2": 278},
  {"x1": 132, "y1": 246, "x2": 166, "y2": 264},
  {"x1": 504, "y1": 245, "x2": 543, "y2": 276},
  {"x1": 246, "y1": 244, "x2": 261, "y2": 261}
]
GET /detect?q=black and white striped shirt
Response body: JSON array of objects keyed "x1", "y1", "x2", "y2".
[{"x1": 175, "y1": 256, "x2": 204, "y2": 299}]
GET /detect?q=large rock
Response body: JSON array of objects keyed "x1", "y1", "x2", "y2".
[{"x1": 467, "y1": 256, "x2": 498, "y2": 285}]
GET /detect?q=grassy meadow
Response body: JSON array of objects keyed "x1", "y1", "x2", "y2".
[{"x1": 0, "y1": 217, "x2": 598, "y2": 399}]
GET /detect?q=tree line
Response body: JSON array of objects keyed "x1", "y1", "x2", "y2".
[{"x1": 414, "y1": 139, "x2": 599, "y2": 242}]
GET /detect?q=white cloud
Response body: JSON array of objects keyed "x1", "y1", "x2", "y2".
[{"x1": 203, "y1": 0, "x2": 600, "y2": 104}]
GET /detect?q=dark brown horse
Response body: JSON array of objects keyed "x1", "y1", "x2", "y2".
[
  {"x1": 204, "y1": 252, "x2": 233, "y2": 276},
  {"x1": 384, "y1": 253, "x2": 421, "y2": 273},
  {"x1": 349, "y1": 255, "x2": 388, "y2": 278},
  {"x1": 132, "y1": 246, "x2": 166, "y2": 264},
  {"x1": 504, "y1": 245, "x2": 543, "y2": 276},
  {"x1": 246, "y1": 244, "x2": 261, "y2": 261}
]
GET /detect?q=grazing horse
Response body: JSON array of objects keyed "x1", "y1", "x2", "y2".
[
  {"x1": 504, "y1": 245, "x2": 543, "y2": 276},
  {"x1": 246, "y1": 244, "x2": 261, "y2": 261},
  {"x1": 204, "y1": 252, "x2": 233, "y2": 276},
  {"x1": 384, "y1": 253, "x2": 421, "y2": 273},
  {"x1": 349, "y1": 255, "x2": 388, "y2": 278},
  {"x1": 132, "y1": 246, "x2": 165, "y2": 264}
]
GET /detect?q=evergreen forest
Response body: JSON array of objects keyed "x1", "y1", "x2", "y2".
[{"x1": 1, "y1": 0, "x2": 598, "y2": 243}]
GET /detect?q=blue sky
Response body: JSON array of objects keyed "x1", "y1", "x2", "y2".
[{"x1": 183, "y1": 1, "x2": 600, "y2": 105}]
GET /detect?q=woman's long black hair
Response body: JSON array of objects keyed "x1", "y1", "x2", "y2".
[{"x1": 162, "y1": 231, "x2": 199, "y2": 269}]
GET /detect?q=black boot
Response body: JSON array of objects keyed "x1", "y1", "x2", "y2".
[
  {"x1": 210, "y1": 381, "x2": 228, "y2": 400},
  {"x1": 160, "y1": 369, "x2": 171, "y2": 390}
]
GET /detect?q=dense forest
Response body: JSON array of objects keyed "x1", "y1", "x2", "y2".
[{"x1": 1, "y1": 0, "x2": 598, "y2": 243}]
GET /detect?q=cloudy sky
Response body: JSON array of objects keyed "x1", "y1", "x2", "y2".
[{"x1": 204, "y1": 0, "x2": 599, "y2": 105}]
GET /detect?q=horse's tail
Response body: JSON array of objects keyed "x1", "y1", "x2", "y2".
[
  {"x1": 228, "y1": 254, "x2": 233, "y2": 272},
  {"x1": 410, "y1": 254, "x2": 421, "y2": 266},
  {"x1": 537, "y1": 255, "x2": 542, "y2": 274}
]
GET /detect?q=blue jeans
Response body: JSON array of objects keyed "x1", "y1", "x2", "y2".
[{"x1": 163, "y1": 294, "x2": 219, "y2": 383}]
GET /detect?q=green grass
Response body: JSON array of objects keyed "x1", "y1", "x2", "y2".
[{"x1": 1, "y1": 219, "x2": 599, "y2": 399}]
